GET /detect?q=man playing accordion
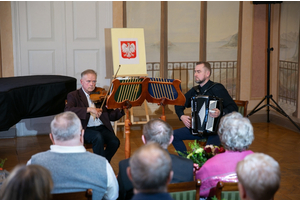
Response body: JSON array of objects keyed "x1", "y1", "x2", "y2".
[{"x1": 173, "y1": 61, "x2": 238, "y2": 155}]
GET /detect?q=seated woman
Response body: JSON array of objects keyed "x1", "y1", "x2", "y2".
[
  {"x1": 196, "y1": 111, "x2": 254, "y2": 198},
  {"x1": 0, "y1": 164, "x2": 53, "y2": 200}
]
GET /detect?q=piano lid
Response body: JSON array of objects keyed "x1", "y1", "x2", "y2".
[{"x1": 0, "y1": 75, "x2": 76, "y2": 131}]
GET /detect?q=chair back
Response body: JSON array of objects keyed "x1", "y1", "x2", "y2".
[
  {"x1": 52, "y1": 189, "x2": 93, "y2": 200},
  {"x1": 84, "y1": 143, "x2": 93, "y2": 149},
  {"x1": 215, "y1": 181, "x2": 240, "y2": 200},
  {"x1": 234, "y1": 100, "x2": 248, "y2": 117},
  {"x1": 167, "y1": 179, "x2": 201, "y2": 200}
]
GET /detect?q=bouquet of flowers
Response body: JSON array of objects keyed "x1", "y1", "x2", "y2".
[
  {"x1": 177, "y1": 140, "x2": 225, "y2": 167},
  {"x1": 0, "y1": 158, "x2": 7, "y2": 170}
]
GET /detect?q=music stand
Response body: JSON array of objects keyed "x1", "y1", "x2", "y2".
[{"x1": 247, "y1": 3, "x2": 300, "y2": 131}]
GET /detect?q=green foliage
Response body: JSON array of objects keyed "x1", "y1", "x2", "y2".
[
  {"x1": 187, "y1": 140, "x2": 208, "y2": 166},
  {"x1": 177, "y1": 140, "x2": 225, "y2": 168},
  {"x1": 211, "y1": 195, "x2": 227, "y2": 200},
  {"x1": 189, "y1": 139, "x2": 200, "y2": 150},
  {"x1": 177, "y1": 140, "x2": 213, "y2": 167},
  {"x1": 177, "y1": 150, "x2": 188, "y2": 158},
  {"x1": 0, "y1": 158, "x2": 7, "y2": 169}
]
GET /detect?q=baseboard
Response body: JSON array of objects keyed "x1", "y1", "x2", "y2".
[
  {"x1": 248, "y1": 110, "x2": 300, "y2": 133},
  {"x1": 270, "y1": 112, "x2": 300, "y2": 133},
  {"x1": 0, "y1": 127, "x2": 16, "y2": 138}
]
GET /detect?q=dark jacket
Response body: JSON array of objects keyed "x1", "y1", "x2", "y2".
[
  {"x1": 64, "y1": 88, "x2": 124, "y2": 132},
  {"x1": 117, "y1": 151, "x2": 194, "y2": 200},
  {"x1": 175, "y1": 80, "x2": 238, "y2": 120}
]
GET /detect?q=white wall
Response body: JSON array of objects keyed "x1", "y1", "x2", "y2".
[{"x1": 11, "y1": 1, "x2": 113, "y2": 136}]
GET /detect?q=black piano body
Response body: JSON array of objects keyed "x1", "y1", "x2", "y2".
[{"x1": 0, "y1": 75, "x2": 76, "y2": 132}]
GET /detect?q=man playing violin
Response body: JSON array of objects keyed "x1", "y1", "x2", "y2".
[{"x1": 65, "y1": 69, "x2": 124, "y2": 162}]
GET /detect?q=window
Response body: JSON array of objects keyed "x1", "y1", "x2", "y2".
[{"x1": 279, "y1": 1, "x2": 300, "y2": 114}]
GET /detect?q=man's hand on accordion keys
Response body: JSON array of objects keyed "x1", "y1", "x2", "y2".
[
  {"x1": 209, "y1": 108, "x2": 220, "y2": 118},
  {"x1": 180, "y1": 115, "x2": 191, "y2": 129}
]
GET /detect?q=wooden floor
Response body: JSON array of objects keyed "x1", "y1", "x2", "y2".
[{"x1": 1, "y1": 121, "x2": 300, "y2": 200}]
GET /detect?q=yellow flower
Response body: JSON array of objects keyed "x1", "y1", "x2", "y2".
[
  {"x1": 195, "y1": 148, "x2": 204, "y2": 154},
  {"x1": 187, "y1": 153, "x2": 193, "y2": 159}
]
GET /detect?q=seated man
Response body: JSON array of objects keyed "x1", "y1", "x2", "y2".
[
  {"x1": 127, "y1": 142, "x2": 174, "y2": 200},
  {"x1": 117, "y1": 119, "x2": 194, "y2": 200},
  {"x1": 27, "y1": 111, "x2": 118, "y2": 200},
  {"x1": 173, "y1": 61, "x2": 238, "y2": 154},
  {"x1": 236, "y1": 153, "x2": 281, "y2": 200},
  {"x1": 65, "y1": 69, "x2": 124, "y2": 162}
]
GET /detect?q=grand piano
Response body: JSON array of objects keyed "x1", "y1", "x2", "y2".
[{"x1": 0, "y1": 75, "x2": 76, "y2": 132}]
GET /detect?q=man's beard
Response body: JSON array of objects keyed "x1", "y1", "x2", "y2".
[{"x1": 195, "y1": 79, "x2": 205, "y2": 84}]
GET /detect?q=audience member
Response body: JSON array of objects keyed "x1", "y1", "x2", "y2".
[
  {"x1": 127, "y1": 142, "x2": 174, "y2": 200},
  {"x1": 65, "y1": 69, "x2": 124, "y2": 162},
  {"x1": 196, "y1": 112, "x2": 254, "y2": 198},
  {"x1": 236, "y1": 153, "x2": 281, "y2": 200},
  {"x1": 117, "y1": 119, "x2": 193, "y2": 200},
  {"x1": 0, "y1": 164, "x2": 53, "y2": 200},
  {"x1": 27, "y1": 111, "x2": 118, "y2": 200}
]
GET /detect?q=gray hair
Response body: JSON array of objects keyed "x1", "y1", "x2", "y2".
[
  {"x1": 50, "y1": 111, "x2": 82, "y2": 141},
  {"x1": 81, "y1": 69, "x2": 97, "y2": 78},
  {"x1": 129, "y1": 142, "x2": 172, "y2": 193},
  {"x1": 218, "y1": 112, "x2": 254, "y2": 151},
  {"x1": 142, "y1": 119, "x2": 173, "y2": 149},
  {"x1": 236, "y1": 153, "x2": 281, "y2": 200}
]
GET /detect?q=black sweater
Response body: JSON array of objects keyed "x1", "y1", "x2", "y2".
[{"x1": 175, "y1": 80, "x2": 238, "y2": 120}]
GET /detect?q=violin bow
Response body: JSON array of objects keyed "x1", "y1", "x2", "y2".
[{"x1": 99, "y1": 65, "x2": 122, "y2": 110}]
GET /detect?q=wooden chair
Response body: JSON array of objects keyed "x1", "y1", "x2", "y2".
[
  {"x1": 215, "y1": 181, "x2": 240, "y2": 200},
  {"x1": 52, "y1": 189, "x2": 93, "y2": 200},
  {"x1": 167, "y1": 179, "x2": 201, "y2": 200},
  {"x1": 84, "y1": 143, "x2": 93, "y2": 150},
  {"x1": 234, "y1": 100, "x2": 249, "y2": 117}
]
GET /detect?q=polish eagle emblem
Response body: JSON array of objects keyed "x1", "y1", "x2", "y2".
[{"x1": 120, "y1": 41, "x2": 137, "y2": 59}]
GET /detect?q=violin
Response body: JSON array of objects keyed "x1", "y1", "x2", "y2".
[
  {"x1": 90, "y1": 87, "x2": 108, "y2": 104},
  {"x1": 90, "y1": 86, "x2": 132, "y2": 110},
  {"x1": 90, "y1": 65, "x2": 129, "y2": 110}
]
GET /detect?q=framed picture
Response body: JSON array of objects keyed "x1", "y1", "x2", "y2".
[{"x1": 107, "y1": 28, "x2": 147, "y2": 77}]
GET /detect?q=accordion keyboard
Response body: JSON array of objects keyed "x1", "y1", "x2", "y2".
[{"x1": 206, "y1": 100, "x2": 217, "y2": 131}]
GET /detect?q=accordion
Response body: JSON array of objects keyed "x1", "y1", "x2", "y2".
[{"x1": 191, "y1": 95, "x2": 223, "y2": 136}]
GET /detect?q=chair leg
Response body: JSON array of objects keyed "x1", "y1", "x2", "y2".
[{"x1": 114, "y1": 121, "x2": 117, "y2": 135}]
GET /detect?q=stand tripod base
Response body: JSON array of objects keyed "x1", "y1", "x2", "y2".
[{"x1": 247, "y1": 95, "x2": 300, "y2": 132}]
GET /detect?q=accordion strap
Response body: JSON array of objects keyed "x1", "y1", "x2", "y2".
[{"x1": 193, "y1": 82, "x2": 220, "y2": 95}]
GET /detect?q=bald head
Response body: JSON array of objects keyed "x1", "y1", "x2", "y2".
[
  {"x1": 50, "y1": 111, "x2": 82, "y2": 143},
  {"x1": 142, "y1": 119, "x2": 173, "y2": 149},
  {"x1": 128, "y1": 142, "x2": 172, "y2": 193}
]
